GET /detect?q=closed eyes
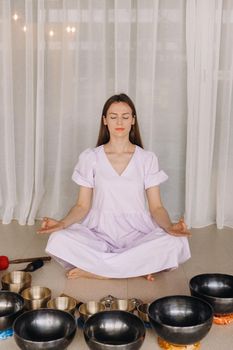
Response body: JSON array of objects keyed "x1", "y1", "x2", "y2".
[{"x1": 109, "y1": 114, "x2": 131, "y2": 120}]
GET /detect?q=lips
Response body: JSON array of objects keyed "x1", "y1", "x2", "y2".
[{"x1": 115, "y1": 128, "x2": 125, "y2": 131}]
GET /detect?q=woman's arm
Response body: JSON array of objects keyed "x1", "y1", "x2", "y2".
[
  {"x1": 146, "y1": 186, "x2": 191, "y2": 237},
  {"x1": 38, "y1": 186, "x2": 93, "y2": 234}
]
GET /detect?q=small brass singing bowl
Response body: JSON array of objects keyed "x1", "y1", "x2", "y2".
[
  {"x1": 21, "y1": 286, "x2": 52, "y2": 310},
  {"x1": 1, "y1": 271, "x2": 32, "y2": 293},
  {"x1": 79, "y1": 301, "x2": 105, "y2": 322},
  {"x1": 111, "y1": 299, "x2": 135, "y2": 312},
  {"x1": 47, "y1": 296, "x2": 77, "y2": 315},
  {"x1": 137, "y1": 303, "x2": 150, "y2": 323}
]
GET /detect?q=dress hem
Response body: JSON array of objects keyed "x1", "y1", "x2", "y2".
[{"x1": 46, "y1": 248, "x2": 190, "y2": 279}]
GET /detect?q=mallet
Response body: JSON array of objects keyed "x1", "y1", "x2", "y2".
[{"x1": 0, "y1": 255, "x2": 51, "y2": 271}]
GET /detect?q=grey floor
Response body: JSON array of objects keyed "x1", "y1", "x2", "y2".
[{"x1": 0, "y1": 222, "x2": 233, "y2": 349}]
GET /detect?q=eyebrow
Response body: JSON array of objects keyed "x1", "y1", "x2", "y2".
[{"x1": 108, "y1": 112, "x2": 131, "y2": 115}]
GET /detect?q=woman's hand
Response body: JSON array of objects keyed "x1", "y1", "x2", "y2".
[
  {"x1": 37, "y1": 217, "x2": 66, "y2": 234},
  {"x1": 166, "y1": 218, "x2": 191, "y2": 237}
]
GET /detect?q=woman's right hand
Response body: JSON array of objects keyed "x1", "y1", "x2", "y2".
[
  {"x1": 37, "y1": 217, "x2": 66, "y2": 234},
  {"x1": 166, "y1": 218, "x2": 191, "y2": 237}
]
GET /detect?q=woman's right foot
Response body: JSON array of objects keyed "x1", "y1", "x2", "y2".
[
  {"x1": 145, "y1": 274, "x2": 155, "y2": 281},
  {"x1": 66, "y1": 267, "x2": 109, "y2": 280}
]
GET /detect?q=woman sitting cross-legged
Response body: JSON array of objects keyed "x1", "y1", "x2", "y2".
[{"x1": 38, "y1": 93, "x2": 191, "y2": 280}]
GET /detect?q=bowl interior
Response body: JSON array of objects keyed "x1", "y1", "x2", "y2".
[
  {"x1": 190, "y1": 274, "x2": 233, "y2": 298},
  {"x1": 149, "y1": 296, "x2": 213, "y2": 327},
  {"x1": 84, "y1": 310, "x2": 145, "y2": 346},
  {"x1": 13, "y1": 309, "x2": 76, "y2": 342},
  {"x1": 0, "y1": 291, "x2": 24, "y2": 317}
]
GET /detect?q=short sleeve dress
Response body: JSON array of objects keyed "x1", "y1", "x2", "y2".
[{"x1": 46, "y1": 145, "x2": 190, "y2": 278}]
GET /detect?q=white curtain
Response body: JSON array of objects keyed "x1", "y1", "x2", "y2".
[
  {"x1": 186, "y1": 0, "x2": 233, "y2": 228},
  {"x1": 0, "y1": 0, "x2": 232, "y2": 229}
]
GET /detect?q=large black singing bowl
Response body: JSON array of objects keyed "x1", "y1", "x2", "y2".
[
  {"x1": 148, "y1": 295, "x2": 213, "y2": 346},
  {"x1": 83, "y1": 310, "x2": 145, "y2": 350},
  {"x1": 189, "y1": 273, "x2": 233, "y2": 315},
  {"x1": 0, "y1": 290, "x2": 24, "y2": 331},
  {"x1": 13, "y1": 308, "x2": 76, "y2": 350}
]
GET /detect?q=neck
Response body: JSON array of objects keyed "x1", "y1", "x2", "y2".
[{"x1": 105, "y1": 138, "x2": 134, "y2": 153}]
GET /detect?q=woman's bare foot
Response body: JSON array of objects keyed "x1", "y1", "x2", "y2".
[
  {"x1": 66, "y1": 267, "x2": 109, "y2": 280},
  {"x1": 145, "y1": 274, "x2": 155, "y2": 281}
]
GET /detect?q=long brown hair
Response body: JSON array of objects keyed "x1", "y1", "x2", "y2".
[{"x1": 96, "y1": 93, "x2": 143, "y2": 148}]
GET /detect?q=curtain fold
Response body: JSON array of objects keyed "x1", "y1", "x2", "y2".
[
  {"x1": 135, "y1": 0, "x2": 159, "y2": 151},
  {"x1": 0, "y1": 0, "x2": 233, "y2": 228},
  {"x1": 27, "y1": 0, "x2": 45, "y2": 225},
  {"x1": 215, "y1": 0, "x2": 233, "y2": 228},
  {"x1": 186, "y1": 0, "x2": 233, "y2": 228},
  {"x1": 1, "y1": 0, "x2": 16, "y2": 224},
  {"x1": 185, "y1": 0, "x2": 222, "y2": 227},
  {"x1": 19, "y1": 0, "x2": 34, "y2": 224}
]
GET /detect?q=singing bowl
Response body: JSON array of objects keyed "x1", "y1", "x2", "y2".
[
  {"x1": 21, "y1": 286, "x2": 52, "y2": 310},
  {"x1": 13, "y1": 308, "x2": 76, "y2": 350},
  {"x1": 189, "y1": 273, "x2": 233, "y2": 315},
  {"x1": 148, "y1": 295, "x2": 213, "y2": 346},
  {"x1": 0, "y1": 291, "x2": 25, "y2": 331},
  {"x1": 79, "y1": 301, "x2": 105, "y2": 322},
  {"x1": 47, "y1": 296, "x2": 76, "y2": 315},
  {"x1": 1, "y1": 271, "x2": 32, "y2": 293},
  {"x1": 110, "y1": 299, "x2": 135, "y2": 312},
  {"x1": 137, "y1": 303, "x2": 150, "y2": 323},
  {"x1": 84, "y1": 310, "x2": 145, "y2": 350}
]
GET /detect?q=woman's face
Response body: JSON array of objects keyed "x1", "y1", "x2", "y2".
[{"x1": 103, "y1": 102, "x2": 135, "y2": 139}]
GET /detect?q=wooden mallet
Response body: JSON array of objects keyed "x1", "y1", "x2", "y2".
[{"x1": 0, "y1": 256, "x2": 51, "y2": 271}]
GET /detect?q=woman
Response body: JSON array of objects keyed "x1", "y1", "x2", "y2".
[{"x1": 38, "y1": 93, "x2": 191, "y2": 280}]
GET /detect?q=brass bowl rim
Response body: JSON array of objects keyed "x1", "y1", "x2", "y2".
[
  {"x1": 79, "y1": 301, "x2": 105, "y2": 320},
  {"x1": 1, "y1": 270, "x2": 32, "y2": 284},
  {"x1": 79, "y1": 301, "x2": 105, "y2": 312},
  {"x1": 47, "y1": 296, "x2": 77, "y2": 310},
  {"x1": 111, "y1": 298, "x2": 135, "y2": 311},
  {"x1": 21, "y1": 286, "x2": 52, "y2": 300}
]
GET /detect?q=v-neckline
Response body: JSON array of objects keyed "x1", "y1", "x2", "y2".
[{"x1": 102, "y1": 145, "x2": 137, "y2": 177}]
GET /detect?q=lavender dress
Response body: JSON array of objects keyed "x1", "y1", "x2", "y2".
[{"x1": 46, "y1": 146, "x2": 190, "y2": 278}]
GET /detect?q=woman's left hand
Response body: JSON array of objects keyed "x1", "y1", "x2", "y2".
[{"x1": 166, "y1": 218, "x2": 191, "y2": 237}]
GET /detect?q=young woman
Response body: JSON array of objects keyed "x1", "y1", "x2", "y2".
[{"x1": 38, "y1": 93, "x2": 191, "y2": 280}]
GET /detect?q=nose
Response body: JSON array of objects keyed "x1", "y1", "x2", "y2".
[{"x1": 117, "y1": 116, "x2": 123, "y2": 125}]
